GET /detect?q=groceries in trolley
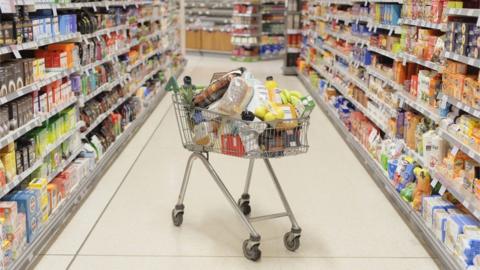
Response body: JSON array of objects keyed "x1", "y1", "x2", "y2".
[{"x1": 171, "y1": 68, "x2": 315, "y2": 158}]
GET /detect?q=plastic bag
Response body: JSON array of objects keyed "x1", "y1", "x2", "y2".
[{"x1": 209, "y1": 77, "x2": 253, "y2": 116}]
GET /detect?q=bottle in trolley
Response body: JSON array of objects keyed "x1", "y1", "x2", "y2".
[{"x1": 166, "y1": 68, "x2": 315, "y2": 261}]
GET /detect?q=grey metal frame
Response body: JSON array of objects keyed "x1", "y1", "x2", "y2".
[{"x1": 174, "y1": 152, "x2": 302, "y2": 242}]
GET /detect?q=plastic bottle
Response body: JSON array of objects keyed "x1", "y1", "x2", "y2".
[{"x1": 265, "y1": 76, "x2": 278, "y2": 92}]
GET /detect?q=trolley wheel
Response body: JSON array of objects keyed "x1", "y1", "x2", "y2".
[
  {"x1": 242, "y1": 239, "x2": 261, "y2": 261},
  {"x1": 171, "y1": 209, "x2": 184, "y2": 227},
  {"x1": 283, "y1": 231, "x2": 301, "y2": 252},
  {"x1": 238, "y1": 199, "x2": 251, "y2": 216}
]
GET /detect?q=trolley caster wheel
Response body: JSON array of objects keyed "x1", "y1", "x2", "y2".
[
  {"x1": 238, "y1": 200, "x2": 251, "y2": 216},
  {"x1": 171, "y1": 207, "x2": 184, "y2": 227},
  {"x1": 242, "y1": 239, "x2": 261, "y2": 261},
  {"x1": 283, "y1": 231, "x2": 301, "y2": 252},
  {"x1": 238, "y1": 194, "x2": 251, "y2": 216}
]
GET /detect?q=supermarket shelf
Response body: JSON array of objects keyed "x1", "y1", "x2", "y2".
[
  {"x1": 231, "y1": 33, "x2": 260, "y2": 37},
  {"x1": 398, "y1": 18, "x2": 447, "y2": 31},
  {"x1": 0, "y1": 66, "x2": 79, "y2": 106},
  {"x1": 308, "y1": 42, "x2": 326, "y2": 54},
  {"x1": 439, "y1": 93, "x2": 480, "y2": 118},
  {"x1": 313, "y1": 63, "x2": 389, "y2": 132},
  {"x1": 0, "y1": 122, "x2": 82, "y2": 200},
  {"x1": 311, "y1": 15, "x2": 329, "y2": 22},
  {"x1": 40, "y1": 98, "x2": 78, "y2": 124},
  {"x1": 232, "y1": 23, "x2": 258, "y2": 28},
  {"x1": 127, "y1": 47, "x2": 166, "y2": 72},
  {"x1": 83, "y1": 24, "x2": 128, "y2": 40},
  {"x1": 322, "y1": 43, "x2": 351, "y2": 61},
  {"x1": 298, "y1": 72, "x2": 462, "y2": 270},
  {"x1": 0, "y1": 118, "x2": 41, "y2": 150},
  {"x1": 333, "y1": 63, "x2": 398, "y2": 116},
  {"x1": 443, "y1": 51, "x2": 480, "y2": 68},
  {"x1": 16, "y1": 0, "x2": 158, "y2": 9},
  {"x1": 81, "y1": 96, "x2": 128, "y2": 136},
  {"x1": 326, "y1": 29, "x2": 369, "y2": 46},
  {"x1": 136, "y1": 15, "x2": 165, "y2": 24},
  {"x1": 0, "y1": 40, "x2": 136, "y2": 107},
  {"x1": 286, "y1": 29, "x2": 302, "y2": 34},
  {"x1": 0, "y1": 32, "x2": 80, "y2": 56},
  {"x1": 396, "y1": 90, "x2": 442, "y2": 123},
  {"x1": 318, "y1": 0, "x2": 353, "y2": 5},
  {"x1": 369, "y1": 46, "x2": 401, "y2": 60},
  {"x1": 447, "y1": 8, "x2": 480, "y2": 17},
  {"x1": 233, "y1": 1, "x2": 259, "y2": 5},
  {"x1": 7, "y1": 64, "x2": 184, "y2": 270},
  {"x1": 431, "y1": 170, "x2": 480, "y2": 220},
  {"x1": 366, "y1": 66, "x2": 404, "y2": 91},
  {"x1": 80, "y1": 46, "x2": 130, "y2": 73},
  {"x1": 47, "y1": 147, "x2": 83, "y2": 183},
  {"x1": 440, "y1": 128, "x2": 480, "y2": 164},
  {"x1": 399, "y1": 53, "x2": 443, "y2": 72},
  {"x1": 367, "y1": 21, "x2": 402, "y2": 34},
  {"x1": 82, "y1": 62, "x2": 166, "y2": 136},
  {"x1": 232, "y1": 13, "x2": 258, "y2": 17},
  {"x1": 78, "y1": 78, "x2": 124, "y2": 106}
]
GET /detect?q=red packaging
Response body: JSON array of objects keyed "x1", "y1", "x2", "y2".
[{"x1": 221, "y1": 135, "x2": 245, "y2": 157}]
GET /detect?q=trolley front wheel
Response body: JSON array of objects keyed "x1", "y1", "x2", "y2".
[
  {"x1": 283, "y1": 231, "x2": 301, "y2": 252},
  {"x1": 171, "y1": 209, "x2": 184, "y2": 227},
  {"x1": 242, "y1": 239, "x2": 261, "y2": 261}
]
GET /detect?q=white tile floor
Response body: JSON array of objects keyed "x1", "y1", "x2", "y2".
[{"x1": 34, "y1": 55, "x2": 439, "y2": 270}]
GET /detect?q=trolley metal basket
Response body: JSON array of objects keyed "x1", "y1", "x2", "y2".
[{"x1": 170, "y1": 75, "x2": 311, "y2": 261}]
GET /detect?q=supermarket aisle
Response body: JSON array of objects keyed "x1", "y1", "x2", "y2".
[{"x1": 35, "y1": 55, "x2": 439, "y2": 270}]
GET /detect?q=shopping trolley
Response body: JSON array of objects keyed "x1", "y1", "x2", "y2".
[{"x1": 168, "y1": 73, "x2": 310, "y2": 261}]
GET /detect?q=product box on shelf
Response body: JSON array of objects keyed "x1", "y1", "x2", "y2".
[{"x1": 3, "y1": 189, "x2": 41, "y2": 243}]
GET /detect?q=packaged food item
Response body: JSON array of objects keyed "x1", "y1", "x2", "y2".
[
  {"x1": 193, "y1": 68, "x2": 244, "y2": 108},
  {"x1": 193, "y1": 121, "x2": 217, "y2": 146},
  {"x1": 209, "y1": 77, "x2": 253, "y2": 116}
]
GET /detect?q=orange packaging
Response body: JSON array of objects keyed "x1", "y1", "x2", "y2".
[
  {"x1": 445, "y1": 60, "x2": 467, "y2": 74},
  {"x1": 47, "y1": 43, "x2": 76, "y2": 68},
  {"x1": 394, "y1": 61, "x2": 407, "y2": 84},
  {"x1": 464, "y1": 77, "x2": 480, "y2": 106},
  {"x1": 47, "y1": 183, "x2": 59, "y2": 213}
]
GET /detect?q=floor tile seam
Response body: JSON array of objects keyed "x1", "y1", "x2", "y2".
[{"x1": 64, "y1": 104, "x2": 173, "y2": 269}]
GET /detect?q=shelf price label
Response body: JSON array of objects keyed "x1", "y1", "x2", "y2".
[
  {"x1": 440, "y1": 95, "x2": 448, "y2": 109},
  {"x1": 10, "y1": 45, "x2": 21, "y2": 59},
  {"x1": 439, "y1": 185, "x2": 447, "y2": 195},
  {"x1": 451, "y1": 146, "x2": 459, "y2": 155}
]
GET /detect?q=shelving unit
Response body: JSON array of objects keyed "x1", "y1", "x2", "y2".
[
  {"x1": 283, "y1": 0, "x2": 301, "y2": 74},
  {"x1": 298, "y1": 0, "x2": 480, "y2": 269},
  {"x1": 231, "y1": 1, "x2": 261, "y2": 61},
  {"x1": 0, "y1": 0, "x2": 185, "y2": 269},
  {"x1": 185, "y1": 0, "x2": 233, "y2": 54},
  {"x1": 298, "y1": 73, "x2": 463, "y2": 270},
  {"x1": 260, "y1": 0, "x2": 286, "y2": 60}
]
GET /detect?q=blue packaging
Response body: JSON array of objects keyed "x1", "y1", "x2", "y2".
[
  {"x1": 4, "y1": 190, "x2": 41, "y2": 243},
  {"x1": 387, "y1": 159, "x2": 397, "y2": 180}
]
